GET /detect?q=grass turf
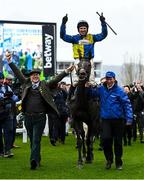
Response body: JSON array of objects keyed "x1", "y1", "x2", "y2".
[{"x1": 0, "y1": 134, "x2": 144, "y2": 179}]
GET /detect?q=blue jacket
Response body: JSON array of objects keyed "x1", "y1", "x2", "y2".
[
  {"x1": 0, "y1": 84, "x2": 19, "y2": 110},
  {"x1": 88, "y1": 83, "x2": 133, "y2": 124},
  {"x1": 60, "y1": 22, "x2": 108, "y2": 59}
]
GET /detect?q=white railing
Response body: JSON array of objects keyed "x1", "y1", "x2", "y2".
[
  {"x1": 16, "y1": 120, "x2": 27, "y2": 143},
  {"x1": 16, "y1": 114, "x2": 49, "y2": 143}
]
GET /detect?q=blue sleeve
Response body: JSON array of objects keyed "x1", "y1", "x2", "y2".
[
  {"x1": 60, "y1": 23, "x2": 75, "y2": 43},
  {"x1": 11, "y1": 94, "x2": 19, "y2": 102},
  {"x1": 7, "y1": 86, "x2": 19, "y2": 102},
  {"x1": 87, "y1": 87, "x2": 99, "y2": 98},
  {"x1": 93, "y1": 22, "x2": 108, "y2": 42},
  {"x1": 0, "y1": 93, "x2": 4, "y2": 99}
]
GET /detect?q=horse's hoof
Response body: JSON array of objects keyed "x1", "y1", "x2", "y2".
[
  {"x1": 77, "y1": 160, "x2": 83, "y2": 169},
  {"x1": 82, "y1": 156, "x2": 86, "y2": 162},
  {"x1": 77, "y1": 164, "x2": 83, "y2": 169}
]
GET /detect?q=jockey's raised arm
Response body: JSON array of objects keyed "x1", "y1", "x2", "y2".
[{"x1": 60, "y1": 13, "x2": 108, "y2": 86}]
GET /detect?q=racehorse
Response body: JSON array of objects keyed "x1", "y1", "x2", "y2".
[{"x1": 68, "y1": 58, "x2": 100, "y2": 167}]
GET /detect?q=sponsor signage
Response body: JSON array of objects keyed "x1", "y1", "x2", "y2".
[{"x1": 42, "y1": 24, "x2": 56, "y2": 77}]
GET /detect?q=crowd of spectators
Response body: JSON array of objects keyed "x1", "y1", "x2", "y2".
[{"x1": 1, "y1": 53, "x2": 144, "y2": 171}]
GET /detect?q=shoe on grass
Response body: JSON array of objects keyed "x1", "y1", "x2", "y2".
[
  {"x1": 4, "y1": 151, "x2": 14, "y2": 158},
  {"x1": 12, "y1": 144, "x2": 20, "y2": 148},
  {"x1": 116, "y1": 165, "x2": 123, "y2": 170},
  {"x1": 30, "y1": 160, "x2": 39, "y2": 170},
  {"x1": 105, "y1": 161, "x2": 112, "y2": 169}
]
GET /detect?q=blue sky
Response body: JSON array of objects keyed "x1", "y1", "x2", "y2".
[{"x1": 0, "y1": 0, "x2": 144, "y2": 65}]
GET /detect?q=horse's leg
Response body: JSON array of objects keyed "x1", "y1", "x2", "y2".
[
  {"x1": 75, "y1": 123, "x2": 83, "y2": 167},
  {"x1": 76, "y1": 133, "x2": 83, "y2": 167},
  {"x1": 81, "y1": 125, "x2": 86, "y2": 161},
  {"x1": 86, "y1": 128, "x2": 94, "y2": 163}
]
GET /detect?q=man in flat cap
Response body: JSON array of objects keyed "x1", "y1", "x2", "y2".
[{"x1": 5, "y1": 51, "x2": 74, "y2": 170}]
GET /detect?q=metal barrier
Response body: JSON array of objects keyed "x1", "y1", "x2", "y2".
[{"x1": 16, "y1": 114, "x2": 49, "y2": 143}]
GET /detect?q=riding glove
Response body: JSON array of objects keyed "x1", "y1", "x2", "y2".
[
  {"x1": 100, "y1": 15, "x2": 105, "y2": 23},
  {"x1": 62, "y1": 14, "x2": 68, "y2": 24}
]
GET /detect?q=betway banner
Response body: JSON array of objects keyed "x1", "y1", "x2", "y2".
[{"x1": 42, "y1": 24, "x2": 56, "y2": 77}]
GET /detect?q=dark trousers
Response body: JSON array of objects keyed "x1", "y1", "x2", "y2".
[
  {"x1": 48, "y1": 113, "x2": 67, "y2": 143},
  {"x1": 48, "y1": 113, "x2": 59, "y2": 142},
  {"x1": 0, "y1": 117, "x2": 13, "y2": 153},
  {"x1": 136, "y1": 112, "x2": 144, "y2": 141},
  {"x1": 123, "y1": 124, "x2": 132, "y2": 145},
  {"x1": 58, "y1": 115, "x2": 67, "y2": 143},
  {"x1": 0, "y1": 127, "x2": 3, "y2": 153},
  {"x1": 11, "y1": 116, "x2": 17, "y2": 146},
  {"x1": 101, "y1": 119, "x2": 124, "y2": 166},
  {"x1": 132, "y1": 115, "x2": 137, "y2": 141},
  {"x1": 24, "y1": 114, "x2": 46, "y2": 164}
]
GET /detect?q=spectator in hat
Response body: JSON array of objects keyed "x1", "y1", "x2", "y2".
[
  {"x1": 0, "y1": 71, "x2": 19, "y2": 158},
  {"x1": 4, "y1": 74, "x2": 20, "y2": 148},
  {"x1": 87, "y1": 71, "x2": 133, "y2": 170},
  {"x1": 60, "y1": 13, "x2": 108, "y2": 86},
  {"x1": 5, "y1": 51, "x2": 74, "y2": 170}
]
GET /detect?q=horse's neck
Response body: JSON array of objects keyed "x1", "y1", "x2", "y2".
[
  {"x1": 76, "y1": 82, "x2": 85, "y2": 91},
  {"x1": 75, "y1": 83, "x2": 87, "y2": 101}
]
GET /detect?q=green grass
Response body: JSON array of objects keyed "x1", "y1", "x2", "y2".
[{"x1": 0, "y1": 134, "x2": 144, "y2": 179}]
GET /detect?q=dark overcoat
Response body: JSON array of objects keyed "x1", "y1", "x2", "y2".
[{"x1": 9, "y1": 62, "x2": 68, "y2": 115}]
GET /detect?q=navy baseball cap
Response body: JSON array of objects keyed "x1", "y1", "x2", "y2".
[{"x1": 105, "y1": 71, "x2": 116, "y2": 78}]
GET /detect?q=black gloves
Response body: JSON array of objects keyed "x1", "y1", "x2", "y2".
[
  {"x1": 100, "y1": 13, "x2": 105, "y2": 23},
  {"x1": 4, "y1": 91, "x2": 13, "y2": 98},
  {"x1": 62, "y1": 14, "x2": 68, "y2": 25}
]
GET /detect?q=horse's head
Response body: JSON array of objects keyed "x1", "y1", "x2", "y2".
[{"x1": 77, "y1": 59, "x2": 91, "y2": 82}]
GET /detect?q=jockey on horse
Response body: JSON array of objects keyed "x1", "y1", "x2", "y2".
[{"x1": 60, "y1": 13, "x2": 108, "y2": 86}]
